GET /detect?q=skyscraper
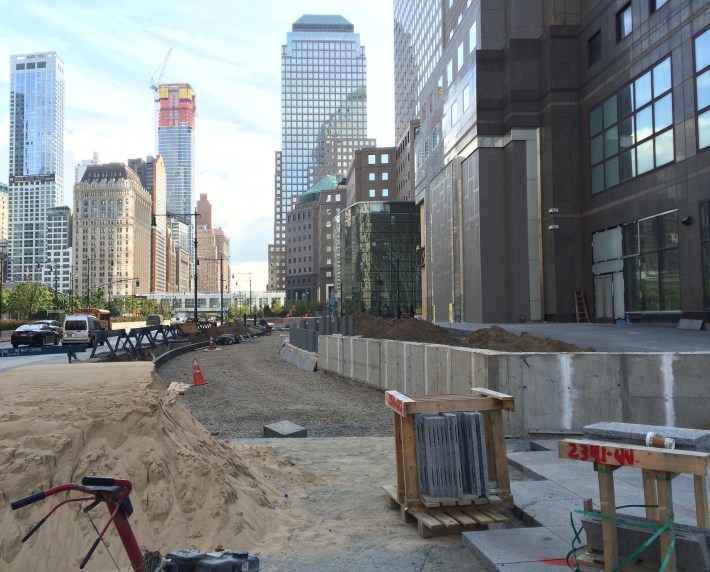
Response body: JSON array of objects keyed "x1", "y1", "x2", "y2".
[
  {"x1": 128, "y1": 156, "x2": 167, "y2": 293},
  {"x1": 267, "y1": 15, "x2": 369, "y2": 292},
  {"x1": 394, "y1": 0, "x2": 710, "y2": 323},
  {"x1": 157, "y1": 83, "x2": 196, "y2": 229},
  {"x1": 8, "y1": 52, "x2": 64, "y2": 284}
]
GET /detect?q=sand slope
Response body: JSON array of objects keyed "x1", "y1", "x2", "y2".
[{"x1": 0, "y1": 362, "x2": 304, "y2": 570}]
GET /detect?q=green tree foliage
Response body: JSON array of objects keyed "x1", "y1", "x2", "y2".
[{"x1": 6, "y1": 282, "x2": 54, "y2": 319}]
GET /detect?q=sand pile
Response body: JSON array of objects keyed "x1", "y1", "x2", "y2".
[{"x1": 0, "y1": 363, "x2": 306, "y2": 570}]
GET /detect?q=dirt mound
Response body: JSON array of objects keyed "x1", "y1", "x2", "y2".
[
  {"x1": 0, "y1": 363, "x2": 305, "y2": 570},
  {"x1": 461, "y1": 325, "x2": 592, "y2": 352},
  {"x1": 353, "y1": 313, "x2": 592, "y2": 352},
  {"x1": 354, "y1": 313, "x2": 461, "y2": 345}
]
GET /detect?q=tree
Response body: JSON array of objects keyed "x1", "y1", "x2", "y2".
[{"x1": 6, "y1": 282, "x2": 53, "y2": 319}]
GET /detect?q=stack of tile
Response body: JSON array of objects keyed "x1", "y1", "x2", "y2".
[{"x1": 415, "y1": 411, "x2": 490, "y2": 498}]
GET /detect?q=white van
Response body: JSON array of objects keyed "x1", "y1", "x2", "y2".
[{"x1": 63, "y1": 314, "x2": 103, "y2": 347}]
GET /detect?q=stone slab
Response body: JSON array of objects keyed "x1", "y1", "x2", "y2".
[
  {"x1": 583, "y1": 421, "x2": 710, "y2": 451},
  {"x1": 462, "y1": 528, "x2": 572, "y2": 569},
  {"x1": 263, "y1": 420, "x2": 307, "y2": 438},
  {"x1": 582, "y1": 512, "x2": 710, "y2": 572},
  {"x1": 510, "y1": 480, "x2": 584, "y2": 527},
  {"x1": 678, "y1": 319, "x2": 704, "y2": 330}
]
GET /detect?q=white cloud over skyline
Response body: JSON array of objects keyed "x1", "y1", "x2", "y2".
[{"x1": 0, "y1": 0, "x2": 395, "y2": 291}]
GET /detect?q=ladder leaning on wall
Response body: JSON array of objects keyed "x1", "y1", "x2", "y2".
[{"x1": 575, "y1": 291, "x2": 590, "y2": 323}]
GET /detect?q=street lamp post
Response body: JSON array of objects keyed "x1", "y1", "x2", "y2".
[{"x1": 233, "y1": 272, "x2": 252, "y2": 318}]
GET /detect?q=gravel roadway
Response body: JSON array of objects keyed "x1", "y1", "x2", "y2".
[
  {"x1": 156, "y1": 332, "x2": 393, "y2": 439},
  {"x1": 155, "y1": 332, "x2": 524, "y2": 570}
]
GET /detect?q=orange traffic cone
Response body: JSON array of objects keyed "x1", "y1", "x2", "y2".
[
  {"x1": 208, "y1": 336, "x2": 216, "y2": 351},
  {"x1": 193, "y1": 356, "x2": 205, "y2": 386}
]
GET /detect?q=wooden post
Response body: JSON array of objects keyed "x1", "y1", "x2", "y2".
[
  {"x1": 597, "y1": 463, "x2": 618, "y2": 571},
  {"x1": 393, "y1": 411, "x2": 405, "y2": 504},
  {"x1": 656, "y1": 471, "x2": 676, "y2": 571},
  {"x1": 694, "y1": 474, "x2": 708, "y2": 529},
  {"x1": 401, "y1": 413, "x2": 420, "y2": 507},
  {"x1": 641, "y1": 469, "x2": 659, "y2": 521},
  {"x1": 488, "y1": 409, "x2": 511, "y2": 498}
]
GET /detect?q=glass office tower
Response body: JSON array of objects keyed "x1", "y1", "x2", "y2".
[
  {"x1": 268, "y1": 14, "x2": 368, "y2": 291},
  {"x1": 157, "y1": 83, "x2": 196, "y2": 257},
  {"x1": 8, "y1": 52, "x2": 65, "y2": 283}
]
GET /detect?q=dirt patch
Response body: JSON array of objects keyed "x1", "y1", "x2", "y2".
[{"x1": 353, "y1": 313, "x2": 594, "y2": 352}]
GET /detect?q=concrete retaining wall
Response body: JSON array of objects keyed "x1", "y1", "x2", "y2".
[{"x1": 319, "y1": 335, "x2": 710, "y2": 437}]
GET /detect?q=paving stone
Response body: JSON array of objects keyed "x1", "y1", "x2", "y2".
[
  {"x1": 462, "y1": 528, "x2": 572, "y2": 569},
  {"x1": 263, "y1": 420, "x2": 307, "y2": 438}
]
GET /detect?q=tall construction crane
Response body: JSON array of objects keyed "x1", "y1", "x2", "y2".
[
  {"x1": 150, "y1": 48, "x2": 172, "y2": 95},
  {"x1": 150, "y1": 48, "x2": 172, "y2": 149}
]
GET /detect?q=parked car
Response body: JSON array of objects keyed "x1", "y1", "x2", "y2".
[
  {"x1": 62, "y1": 314, "x2": 103, "y2": 348},
  {"x1": 11, "y1": 324, "x2": 61, "y2": 347},
  {"x1": 33, "y1": 319, "x2": 64, "y2": 340}
]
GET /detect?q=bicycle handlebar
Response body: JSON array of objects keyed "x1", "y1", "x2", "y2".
[{"x1": 11, "y1": 491, "x2": 46, "y2": 510}]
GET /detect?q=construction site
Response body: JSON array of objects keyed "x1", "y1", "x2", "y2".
[{"x1": 2, "y1": 316, "x2": 710, "y2": 571}]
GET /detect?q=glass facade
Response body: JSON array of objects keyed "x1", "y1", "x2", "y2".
[
  {"x1": 157, "y1": 83, "x2": 196, "y2": 255},
  {"x1": 272, "y1": 15, "x2": 368, "y2": 291},
  {"x1": 336, "y1": 202, "x2": 420, "y2": 317},
  {"x1": 8, "y1": 52, "x2": 64, "y2": 283},
  {"x1": 394, "y1": 0, "x2": 442, "y2": 141},
  {"x1": 622, "y1": 211, "x2": 680, "y2": 312},
  {"x1": 590, "y1": 58, "x2": 674, "y2": 194}
]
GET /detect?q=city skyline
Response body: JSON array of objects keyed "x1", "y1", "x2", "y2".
[{"x1": 0, "y1": 0, "x2": 395, "y2": 291}]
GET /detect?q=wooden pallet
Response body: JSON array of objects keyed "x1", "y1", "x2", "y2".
[{"x1": 384, "y1": 485, "x2": 507, "y2": 537}]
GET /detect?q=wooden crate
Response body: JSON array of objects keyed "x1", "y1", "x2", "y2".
[{"x1": 383, "y1": 388, "x2": 515, "y2": 537}]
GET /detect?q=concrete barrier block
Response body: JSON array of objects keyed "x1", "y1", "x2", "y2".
[
  {"x1": 449, "y1": 347, "x2": 476, "y2": 394},
  {"x1": 404, "y1": 342, "x2": 425, "y2": 396},
  {"x1": 351, "y1": 337, "x2": 369, "y2": 383},
  {"x1": 365, "y1": 338, "x2": 382, "y2": 388},
  {"x1": 381, "y1": 340, "x2": 402, "y2": 392}
]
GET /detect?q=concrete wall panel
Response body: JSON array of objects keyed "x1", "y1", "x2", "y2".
[{"x1": 316, "y1": 335, "x2": 710, "y2": 436}]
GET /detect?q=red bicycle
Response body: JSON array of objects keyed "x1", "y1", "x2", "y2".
[{"x1": 11, "y1": 475, "x2": 260, "y2": 571}]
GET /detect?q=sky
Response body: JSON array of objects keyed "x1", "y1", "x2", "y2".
[{"x1": 0, "y1": 0, "x2": 395, "y2": 292}]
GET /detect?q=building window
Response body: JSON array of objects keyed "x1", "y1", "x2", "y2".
[
  {"x1": 368, "y1": 173, "x2": 375, "y2": 181},
  {"x1": 382, "y1": 173, "x2": 389, "y2": 181},
  {"x1": 588, "y1": 31, "x2": 602, "y2": 67},
  {"x1": 590, "y1": 57, "x2": 673, "y2": 194},
  {"x1": 381, "y1": 154, "x2": 389, "y2": 164},
  {"x1": 695, "y1": 29, "x2": 710, "y2": 150},
  {"x1": 650, "y1": 0, "x2": 668, "y2": 12},
  {"x1": 382, "y1": 189, "x2": 389, "y2": 197},
  {"x1": 622, "y1": 211, "x2": 680, "y2": 312},
  {"x1": 368, "y1": 154, "x2": 376, "y2": 165},
  {"x1": 469, "y1": 22, "x2": 477, "y2": 53},
  {"x1": 617, "y1": 3, "x2": 632, "y2": 41},
  {"x1": 369, "y1": 189, "x2": 376, "y2": 198}
]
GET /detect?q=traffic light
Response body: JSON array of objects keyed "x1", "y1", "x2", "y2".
[{"x1": 136, "y1": 279, "x2": 140, "y2": 290}]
